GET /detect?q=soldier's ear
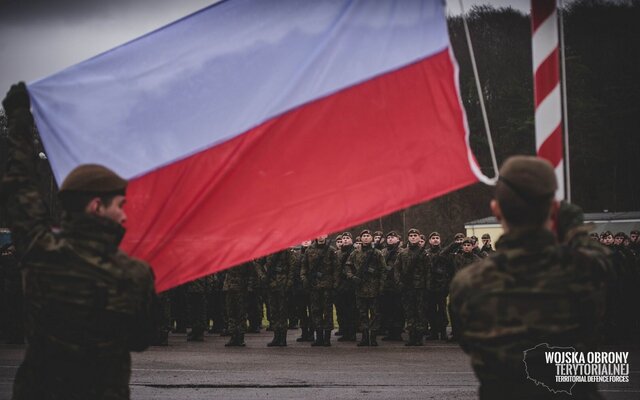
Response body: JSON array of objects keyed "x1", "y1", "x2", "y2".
[
  {"x1": 490, "y1": 199, "x2": 502, "y2": 223},
  {"x1": 84, "y1": 197, "x2": 103, "y2": 215}
]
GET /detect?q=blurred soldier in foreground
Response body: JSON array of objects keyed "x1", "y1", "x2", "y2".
[
  {"x1": 450, "y1": 156, "x2": 611, "y2": 400},
  {"x1": 2, "y1": 83, "x2": 158, "y2": 399}
]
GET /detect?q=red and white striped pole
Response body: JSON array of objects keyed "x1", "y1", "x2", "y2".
[{"x1": 531, "y1": 0, "x2": 566, "y2": 200}]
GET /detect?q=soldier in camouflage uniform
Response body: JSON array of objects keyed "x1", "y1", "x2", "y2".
[
  {"x1": 335, "y1": 232, "x2": 357, "y2": 342},
  {"x1": 379, "y1": 231, "x2": 404, "y2": 341},
  {"x1": 153, "y1": 290, "x2": 172, "y2": 346},
  {"x1": 394, "y1": 228, "x2": 428, "y2": 346},
  {"x1": 450, "y1": 156, "x2": 612, "y2": 400},
  {"x1": 346, "y1": 229, "x2": 386, "y2": 347},
  {"x1": 2, "y1": 83, "x2": 158, "y2": 399},
  {"x1": 302, "y1": 234, "x2": 340, "y2": 346},
  {"x1": 169, "y1": 283, "x2": 188, "y2": 333},
  {"x1": 424, "y1": 232, "x2": 454, "y2": 341},
  {"x1": 184, "y1": 277, "x2": 207, "y2": 341},
  {"x1": 208, "y1": 272, "x2": 226, "y2": 334},
  {"x1": 223, "y1": 261, "x2": 257, "y2": 347},
  {"x1": 258, "y1": 248, "x2": 295, "y2": 346},
  {"x1": 293, "y1": 240, "x2": 314, "y2": 342}
]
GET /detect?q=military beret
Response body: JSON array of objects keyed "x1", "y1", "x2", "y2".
[
  {"x1": 631, "y1": 230, "x2": 639, "y2": 235},
  {"x1": 407, "y1": 228, "x2": 420, "y2": 235},
  {"x1": 335, "y1": 234, "x2": 343, "y2": 239},
  {"x1": 341, "y1": 232, "x2": 353, "y2": 238},
  {"x1": 386, "y1": 231, "x2": 400, "y2": 238},
  {"x1": 470, "y1": 235, "x2": 478, "y2": 242},
  {"x1": 419, "y1": 234, "x2": 426, "y2": 241},
  {"x1": 462, "y1": 237, "x2": 473, "y2": 245},
  {"x1": 481, "y1": 233, "x2": 491, "y2": 240},
  {"x1": 429, "y1": 231, "x2": 440, "y2": 239},
  {"x1": 360, "y1": 229, "x2": 371, "y2": 236},
  {"x1": 497, "y1": 156, "x2": 557, "y2": 202},
  {"x1": 590, "y1": 233, "x2": 600, "y2": 239},
  {"x1": 600, "y1": 230, "x2": 613, "y2": 237},
  {"x1": 614, "y1": 232, "x2": 626, "y2": 238},
  {"x1": 454, "y1": 233, "x2": 465, "y2": 240},
  {"x1": 59, "y1": 164, "x2": 127, "y2": 194},
  {"x1": 373, "y1": 230, "x2": 383, "y2": 237}
]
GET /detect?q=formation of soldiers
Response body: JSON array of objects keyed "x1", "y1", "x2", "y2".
[
  {"x1": 2, "y1": 228, "x2": 639, "y2": 347},
  {"x1": 145, "y1": 227, "x2": 638, "y2": 348}
]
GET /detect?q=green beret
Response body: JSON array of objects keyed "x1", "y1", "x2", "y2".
[
  {"x1": 386, "y1": 231, "x2": 400, "y2": 238},
  {"x1": 60, "y1": 164, "x2": 127, "y2": 194},
  {"x1": 481, "y1": 233, "x2": 491, "y2": 240},
  {"x1": 462, "y1": 237, "x2": 473, "y2": 245},
  {"x1": 407, "y1": 228, "x2": 420, "y2": 236},
  {"x1": 373, "y1": 230, "x2": 383, "y2": 237},
  {"x1": 341, "y1": 232, "x2": 353, "y2": 238},
  {"x1": 360, "y1": 229, "x2": 371, "y2": 236},
  {"x1": 497, "y1": 156, "x2": 557, "y2": 202},
  {"x1": 454, "y1": 233, "x2": 465, "y2": 240},
  {"x1": 428, "y1": 231, "x2": 440, "y2": 239}
]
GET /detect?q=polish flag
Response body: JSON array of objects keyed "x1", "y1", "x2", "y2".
[{"x1": 27, "y1": 0, "x2": 486, "y2": 291}]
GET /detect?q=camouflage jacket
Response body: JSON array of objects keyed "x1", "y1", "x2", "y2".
[
  {"x1": 222, "y1": 261, "x2": 257, "y2": 292},
  {"x1": 453, "y1": 251, "x2": 481, "y2": 275},
  {"x1": 393, "y1": 243, "x2": 427, "y2": 289},
  {"x1": 301, "y1": 241, "x2": 340, "y2": 290},
  {"x1": 425, "y1": 245, "x2": 454, "y2": 292},
  {"x1": 2, "y1": 108, "x2": 158, "y2": 399},
  {"x1": 449, "y1": 227, "x2": 611, "y2": 398},
  {"x1": 335, "y1": 244, "x2": 356, "y2": 292},
  {"x1": 345, "y1": 244, "x2": 386, "y2": 298},
  {"x1": 258, "y1": 248, "x2": 295, "y2": 291},
  {"x1": 290, "y1": 247, "x2": 308, "y2": 292},
  {"x1": 381, "y1": 244, "x2": 401, "y2": 291}
]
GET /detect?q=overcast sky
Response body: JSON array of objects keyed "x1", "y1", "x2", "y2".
[{"x1": 0, "y1": 0, "x2": 531, "y2": 93}]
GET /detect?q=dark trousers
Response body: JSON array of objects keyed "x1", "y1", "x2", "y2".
[
  {"x1": 335, "y1": 288, "x2": 357, "y2": 332},
  {"x1": 268, "y1": 290, "x2": 288, "y2": 331},
  {"x1": 187, "y1": 292, "x2": 206, "y2": 333},
  {"x1": 291, "y1": 290, "x2": 312, "y2": 331},
  {"x1": 426, "y1": 290, "x2": 448, "y2": 334},
  {"x1": 379, "y1": 291, "x2": 404, "y2": 332},
  {"x1": 401, "y1": 288, "x2": 426, "y2": 334},
  {"x1": 310, "y1": 288, "x2": 334, "y2": 330},
  {"x1": 225, "y1": 291, "x2": 247, "y2": 334},
  {"x1": 356, "y1": 296, "x2": 380, "y2": 331}
]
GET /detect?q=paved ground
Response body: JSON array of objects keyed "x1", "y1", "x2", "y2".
[{"x1": 1, "y1": 330, "x2": 638, "y2": 399}]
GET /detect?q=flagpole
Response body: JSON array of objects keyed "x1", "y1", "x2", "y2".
[{"x1": 558, "y1": 0, "x2": 571, "y2": 202}]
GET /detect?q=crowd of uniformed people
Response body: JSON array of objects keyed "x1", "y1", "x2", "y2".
[{"x1": 139, "y1": 227, "x2": 640, "y2": 348}]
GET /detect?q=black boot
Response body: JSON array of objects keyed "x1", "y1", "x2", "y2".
[
  {"x1": 311, "y1": 329, "x2": 324, "y2": 346},
  {"x1": 225, "y1": 333, "x2": 240, "y2": 347},
  {"x1": 323, "y1": 330, "x2": 331, "y2": 347},
  {"x1": 357, "y1": 329, "x2": 370, "y2": 346},
  {"x1": 267, "y1": 330, "x2": 280, "y2": 347},
  {"x1": 369, "y1": 331, "x2": 378, "y2": 347},
  {"x1": 279, "y1": 329, "x2": 288, "y2": 347},
  {"x1": 439, "y1": 328, "x2": 447, "y2": 341}
]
